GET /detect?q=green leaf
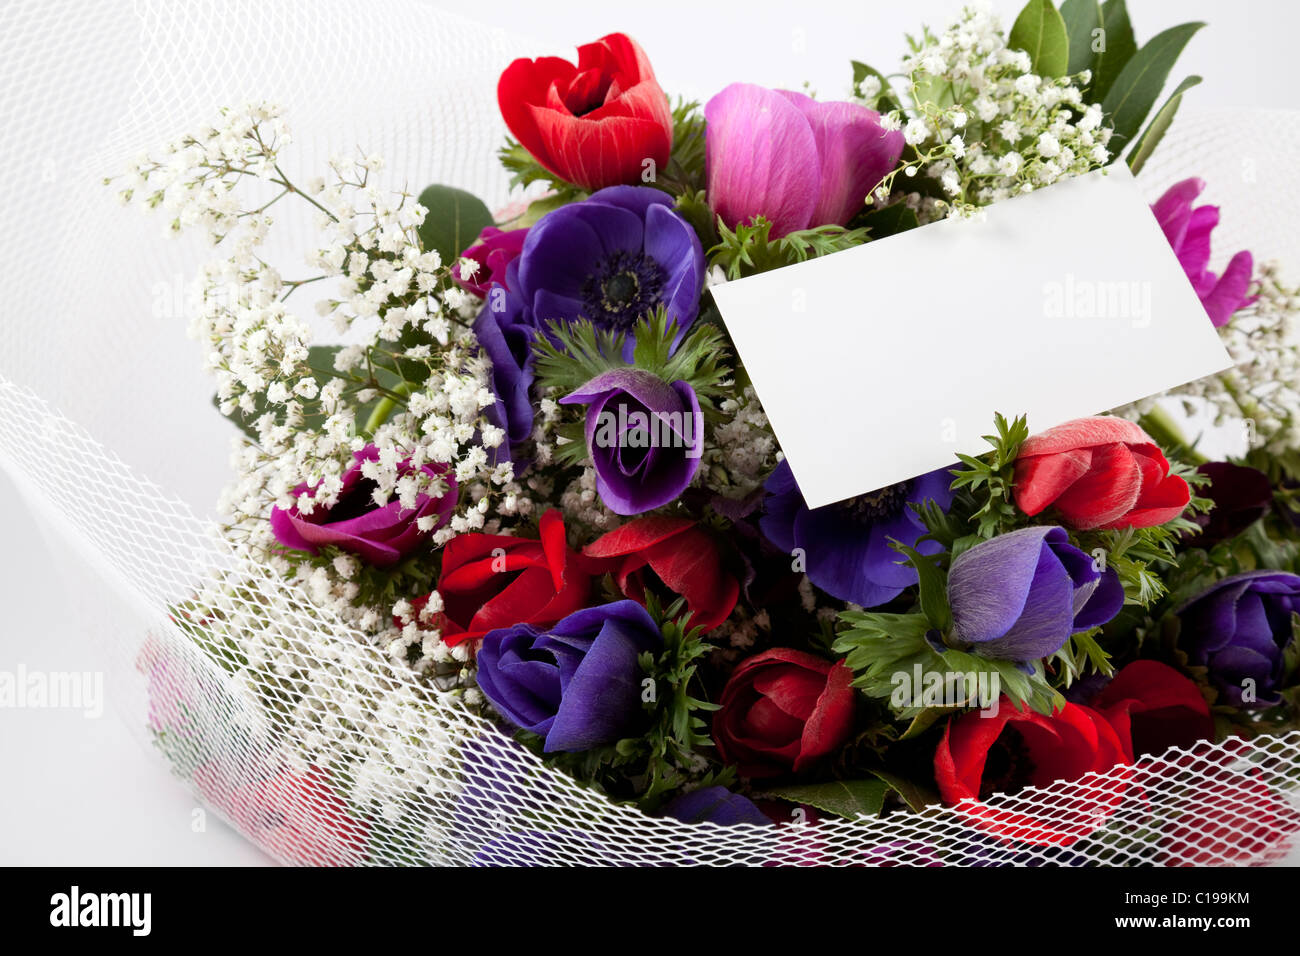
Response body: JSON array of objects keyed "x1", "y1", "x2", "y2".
[
  {"x1": 1126, "y1": 75, "x2": 1201, "y2": 174},
  {"x1": 1101, "y1": 22, "x2": 1205, "y2": 150},
  {"x1": 868, "y1": 768, "x2": 941, "y2": 812},
  {"x1": 532, "y1": 308, "x2": 731, "y2": 403},
  {"x1": 1009, "y1": 0, "x2": 1070, "y2": 77},
  {"x1": 899, "y1": 706, "x2": 957, "y2": 740},
  {"x1": 416, "y1": 184, "x2": 494, "y2": 266},
  {"x1": 891, "y1": 540, "x2": 952, "y2": 632},
  {"x1": 708, "y1": 216, "x2": 869, "y2": 280},
  {"x1": 851, "y1": 60, "x2": 901, "y2": 112},
  {"x1": 857, "y1": 201, "x2": 920, "y2": 241},
  {"x1": 1090, "y1": 0, "x2": 1138, "y2": 103},
  {"x1": 1060, "y1": 0, "x2": 1104, "y2": 76},
  {"x1": 757, "y1": 779, "x2": 889, "y2": 821}
]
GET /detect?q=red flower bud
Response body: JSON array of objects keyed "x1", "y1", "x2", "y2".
[
  {"x1": 714, "y1": 649, "x2": 856, "y2": 778},
  {"x1": 497, "y1": 33, "x2": 673, "y2": 191}
]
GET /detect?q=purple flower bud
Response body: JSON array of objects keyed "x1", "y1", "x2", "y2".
[
  {"x1": 476, "y1": 600, "x2": 663, "y2": 752},
  {"x1": 947, "y1": 526, "x2": 1124, "y2": 661},
  {"x1": 661, "y1": 786, "x2": 769, "y2": 826},
  {"x1": 560, "y1": 367, "x2": 703, "y2": 515}
]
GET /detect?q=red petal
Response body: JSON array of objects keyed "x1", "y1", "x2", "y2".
[{"x1": 1013, "y1": 447, "x2": 1093, "y2": 516}]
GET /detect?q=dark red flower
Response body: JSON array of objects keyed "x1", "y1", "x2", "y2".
[
  {"x1": 413, "y1": 509, "x2": 593, "y2": 646},
  {"x1": 713, "y1": 649, "x2": 856, "y2": 778},
  {"x1": 497, "y1": 33, "x2": 673, "y2": 191},
  {"x1": 1013, "y1": 416, "x2": 1190, "y2": 530},
  {"x1": 1090, "y1": 660, "x2": 1214, "y2": 761},
  {"x1": 1185, "y1": 461, "x2": 1272, "y2": 546},
  {"x1": 582, "y1": 515, "x2": 739, "y2": 632},
  {"x1": 935, "y1": 698, "x2": 1130, "y2": 846}
]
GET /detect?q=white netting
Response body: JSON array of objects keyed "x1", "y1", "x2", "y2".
[{"x1": 1, "y1": 0, "x2": 1298, "y2": 866}]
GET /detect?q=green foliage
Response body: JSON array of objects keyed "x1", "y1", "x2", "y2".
[
  {"x1": 1009, "y1": 0, "x2": 1070, "y2": 77},
  {"x1": 755, "y1": 779, "x2": 889, "y2": 821},
  {"x1": 1126, "y1": 75, "x2": 1201, "y2": 174},
  {"x1": 674, "y1": 189, "x2": 719, "y2": 251},
  {"x1": 1101, "y1": 21, "x2": 1206, "y2": 151},
  {"x1": 709, "y1": 216, "x2": 869, "y2": 280},
  {"x1": 1049, "y1": 629, "x2": 1114, "y2": 687},
  {"x1": 532, "y1": 307, "x2": 732, "y2": 403},
  {"x1": 1065, "y1": 0, "x2": 1137, "y2": 102},
  {"x1": 854, "y1": 201, "x2": 920, "y2": 240},
  {"x1": 416, "y1": 184, "x2": 494, "y2": 266},
  {"x1": 658, "y1": 98, "x2": 708, "y2": 196},
  {"x1": 1059, "y1": 0, "x2": 1104, "y2": 76},
  {"x1": 833, "y1": 608, "x2": 1062, "y2": 717},
  {"x1": 948, "y1": 413, "x2": 1031, "y2": 538},
  {"x1": 851, "y1": 60, "x2": 902, "y2": 113},
  {"x1": 891, "y1": 540, "x2": 952, "y2": 632},
  {"x1": 497, "y1": 139, "x2": 588, "y2": 202}
]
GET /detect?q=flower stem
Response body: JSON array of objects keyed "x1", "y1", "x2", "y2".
[
  {"x1": 363, "y1": 380, "x2": 413, "y2": 437},
  {"x1": 1138, "y1": 405, "x2": 1207, "y2": 465}
]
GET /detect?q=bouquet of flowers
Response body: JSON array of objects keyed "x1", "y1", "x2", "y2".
[{"x1": 105, "y1": 1, "x2": 1300, "y2": 865}]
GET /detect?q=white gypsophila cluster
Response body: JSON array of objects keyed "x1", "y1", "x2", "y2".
[
  {"x1": 559, "y1": 465, "x2": 621, "y2": 538},
  {"x1": 115, "y1": 103, "x2": 531, "y2": 672},
  {"x1": 705, "y1": 386, "x2": 779, "y2": 500},
  {"x1": 1119, "y1": 261, "x2": 1300, "y2": 452},
  {"x1": 860, "y1": 3, "x2": 1110, "y2": 216},
  {"x1": 172, "y1": 566, "x2": 470, "y2": 826}
]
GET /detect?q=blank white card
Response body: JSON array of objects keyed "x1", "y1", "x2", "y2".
[{"x1": 709, "y1": 163, "x2": 1233, "y2": 509}]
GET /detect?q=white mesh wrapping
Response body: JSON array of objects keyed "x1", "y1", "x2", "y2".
[{"x1": 1, "y1": 0, "x2": 1298, "y2": 866}]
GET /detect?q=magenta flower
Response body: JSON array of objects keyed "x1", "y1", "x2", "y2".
[
  {"x1": 270, "y1": 445, "x2": 457, "y2": 567},
  {"x1": 704, "y1": 83, "x2": 903, "y2": 238},
  {"x1": 1152, "y1": 178, "x2": 1256, "y2": 327},
  {"x1": 452, "y1": 226, "x2": 528, "y2": 298}
]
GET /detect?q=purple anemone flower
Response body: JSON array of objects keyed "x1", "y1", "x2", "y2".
[
  {"x1": 947, "y1": 526, "x2": 1124, "y2": 661},
  {"x1": 1152, "y1": 178, "x2": 1256, "y2": 327},
  {"x1": 1176, "y1": 570, "x2": 1300, "y2": 708},
  {"x1": 512, "y1": 185, "x2": 705, "y2": 358},
  {"x1": 473, "y1": 258, "x2": 536, "y2": 464},
  {"x1": 476, "y1": 600, "x2": 663, "y2": 752},
  {"x1": 559, "y1": 367, "x2": 703, "y2": 515},
  {"x1": 758, "y1": 460, "x2": 954, "y2": 607},
  {"x1": 661, "y1": 786, "x2": 769, "y2": 826},
  {"x1": 269, "y1": 445, "x2": 457, "y2": 567}
]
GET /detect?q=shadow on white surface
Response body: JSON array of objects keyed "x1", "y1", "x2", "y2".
[{"x1": 0, "y1": 469, "x2": 274, "y2": 866}]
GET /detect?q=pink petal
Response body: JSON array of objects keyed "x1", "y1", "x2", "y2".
[
  {"x1": 704, "y1": 83, "x2": 820, "y2": 237},
  {"x1": 776, "y1": 90, "x2": 903, "y2": 227}
]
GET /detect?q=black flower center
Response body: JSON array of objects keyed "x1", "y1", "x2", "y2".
[
  {"x1": 320, "y1": 477, "x2": 379, "y2": 523},
  {"x1": 581, "y1": 250, "x2": 666, "y2": 332},
  {"x1": 979, "y1": 727, "x2": 1037, "y2": 799},
  {"x1": 835, "y1": 480, "x2": 913, "y2": 525}
]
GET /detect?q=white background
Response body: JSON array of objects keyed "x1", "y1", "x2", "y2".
[{"x1": 1, "y1": 0, "x2": 1297, "y2": 866}]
